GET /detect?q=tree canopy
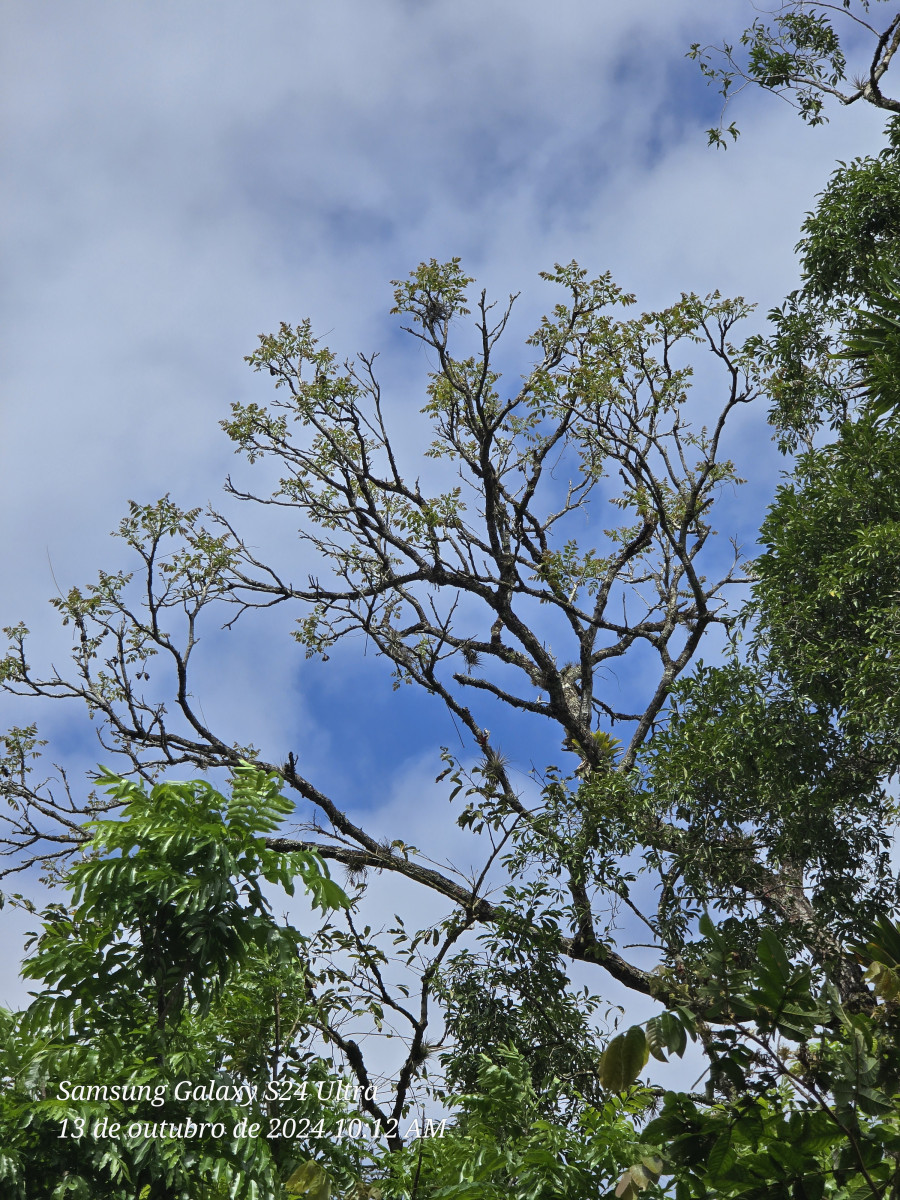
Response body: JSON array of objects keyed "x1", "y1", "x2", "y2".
[{"x1": 4, "y1": 3, "x2": 900, "y2": 1198}]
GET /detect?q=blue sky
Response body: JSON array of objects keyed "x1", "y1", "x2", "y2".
[{"x1": 0, "y1": 1, "x2": 891, "y2": 1037}]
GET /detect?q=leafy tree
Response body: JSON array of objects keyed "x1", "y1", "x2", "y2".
[
  {"x1": 0, "y1": 767, "x2": 363, "y2": 1199},
  {"x1": 690, "y1": 0, "x2": 900, "y2": 146},
  {"x1": 0, "y1": 247, "x2": 898, "y2": 1191},
  {"x1": 4, "y1": 6, "x2": 900, "y2": 1195},
  {"x1": 0, "y1": 262, "x2": 766, "y2": 1097}
]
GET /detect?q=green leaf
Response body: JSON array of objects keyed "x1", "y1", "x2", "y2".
[
  {"x1": 757, "y1": 929, "x2": 792, "y2": 982},
  {"x1": 599, "y1": 1026, "x2": 649, "y2": 1091},
  {"x1": 707, "y1": 1129, "x2": 735, "y2": 1178},
  {"x1": 647, "y1": 1010, "x2": 688, "y2": 1062},
  {"x1": 284, "y1": 1161, "x2": 334, "y2": 1199}
]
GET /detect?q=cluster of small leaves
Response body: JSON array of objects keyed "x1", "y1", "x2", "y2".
[
  {"x1": 689, "y1": 3, "x2": 900, "y2": 148},
  {"x1": 435, "y1": 945, "x2": 607, "y2": 1112},
  {"x1": 503, "y1": 763, "x2": 642, "y2": 881}
]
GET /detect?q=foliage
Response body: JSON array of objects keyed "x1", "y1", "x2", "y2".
[
  {"x1": 435, "y1": 945, "x2": 605, "y2": 1108},
  {"x1": 741, "y1": 129, "x2": 900, "y2": 449},
  {"x1": 375, "y1": 1046, "x2": 649, "y2": 1200},
  {"x1": 690, "y1": 2, "x2": 900, "y2": 146},
  {"x1": 5, "y1": 13, "x2": 900, "y2": 1194},
  {"x1": 644, "y1": 654, "x2": 896, "y2": 959},
  {"x1": 840, "y1": 269, "x2": 900, "y2": 419},
  {"x1": 754, "y1": 417, "x2": 900, "y2": 759},
  {"x1": 0, "y1": 768, "x2": 361, "y2": 1200},
  {"x1": 800, "y1": 130, "x2": 900, "y2": 305},
  {"x1": 26, "y1": 765, "x2": 348, "y2": 1033},
  {"x1": 644, "y1": 915, "x2": 900, "y2": 1200}
]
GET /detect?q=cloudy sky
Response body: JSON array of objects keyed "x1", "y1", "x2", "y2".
[{"x1": 0, "y1": 1, "x2": 890, "y2": 1040}]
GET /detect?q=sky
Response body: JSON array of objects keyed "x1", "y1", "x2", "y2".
[{"x1": 0, "y1": 0, "x2": 892, "y2": 1076}]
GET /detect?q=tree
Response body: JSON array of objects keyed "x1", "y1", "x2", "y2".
[
  {"x1": 690, "y1": 0, "x2": 900, "y2": 147},
  {"x1": 0, "y1": 767, "x2": 364, "y2": 1199},
  {"x1": 2, "y1": 246, "x2": 896, "y2": 1193},
  {"x1": 0, "y1": 767, "x2": 673, "y2": 1200},
  {"x1": 4, "y1": 4, "x2": 900, "y2": 1196},
  {"x1": 0, "y1": 264, "x2": 763, "y2": 1018}
]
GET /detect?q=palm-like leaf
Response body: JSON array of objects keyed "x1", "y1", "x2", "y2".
[{"x1": 839, "y1": 268, "x2": 900, "y2": 419}]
